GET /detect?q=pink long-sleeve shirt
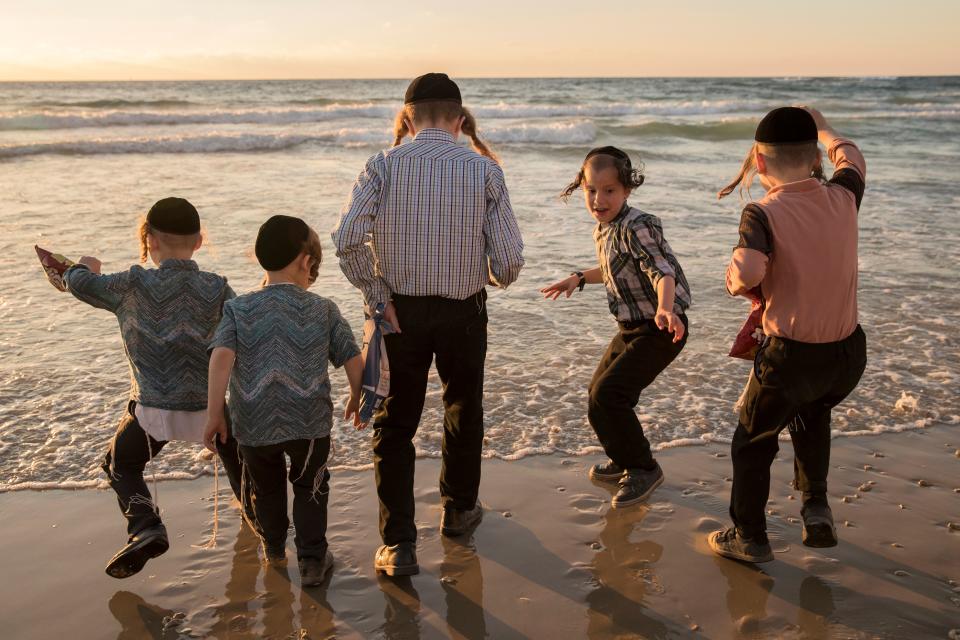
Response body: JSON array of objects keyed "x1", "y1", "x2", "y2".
[{"x1": 726, "y1": 135, "x2": 866, "y2": 344}]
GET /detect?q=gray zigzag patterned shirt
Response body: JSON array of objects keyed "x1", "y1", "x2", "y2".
[
  {"x1": 594, "y1": 205, "x2": 692, "y2": 323},
  {"x1": 210, "y1": 284, "x2": 361, "y2": 446},
  {"x1": 65, "y1": 259, "x2": 234, "y2": 411}
]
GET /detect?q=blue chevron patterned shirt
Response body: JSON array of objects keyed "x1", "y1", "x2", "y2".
[
  {"x1": 65, "y1": 259, "x2": 235, "y2": 411},
  {"x1": 210, "y1": 284, "x2": 361, "y2": 446}
]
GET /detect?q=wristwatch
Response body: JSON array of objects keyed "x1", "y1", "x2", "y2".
[{"x1": 570, "y1": 271, "x2": 586, "y2": 292}]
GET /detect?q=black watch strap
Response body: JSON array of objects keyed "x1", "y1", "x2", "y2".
[{"x1": 571, "y1": 271, "x2": 586, "y2": 292}]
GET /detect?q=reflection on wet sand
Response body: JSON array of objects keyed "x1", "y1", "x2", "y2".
[
  {"x1": 585, "y1": 504, "x2": 673, "y2": 639},
  {"x1": 377, "y1": 574, "x2": 422, "y2": 639}
]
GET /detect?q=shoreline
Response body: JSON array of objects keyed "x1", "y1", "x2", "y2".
[
  {"x1": 1, "y1": 425, "x2": 957, "y2": 639},
  {"x1": 2, "y1": 419, "x2": 952, "y2": 494}
]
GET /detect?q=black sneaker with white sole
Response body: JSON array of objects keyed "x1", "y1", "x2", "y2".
[
  {"x1": 611, "y1": 464, "x2": 664, "y2": 508},
  {"x1": 589, "y1": 460, "x2": 624, "y2": 483}
]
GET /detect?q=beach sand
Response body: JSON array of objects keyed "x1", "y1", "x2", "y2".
[{"x1": 1, "y1": 425, "x2": 957, "y2": 639}]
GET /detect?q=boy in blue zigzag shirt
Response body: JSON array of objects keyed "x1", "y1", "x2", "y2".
[
  {"x1": 64, "y1": 197, "x2": 250, "y2": 579},
  {"x1": 205, "y1": 214, "x2": 365, "y2": 587}
]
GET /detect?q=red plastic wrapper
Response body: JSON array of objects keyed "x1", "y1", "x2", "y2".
[
  {"x1": 729, "y1": 287, "x2": 765, "y2": 360},
  {"x1": 35, "y1": 245, "x2": 75, "y2": 292}
]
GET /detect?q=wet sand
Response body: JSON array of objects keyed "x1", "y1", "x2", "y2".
[{"x1": 1, "y1": 425, "x2": 957, "y2": 639}]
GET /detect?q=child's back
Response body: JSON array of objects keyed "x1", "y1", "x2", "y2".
[
  {"x1": 69, "y1": 260, "x2": 232, "y2": 409},
  {"x1": 743, "y1": 139, "x2": 865, "y2": 343},
  {"x1": 215, "y1": 284, "x2": 358, "y2": 446}
]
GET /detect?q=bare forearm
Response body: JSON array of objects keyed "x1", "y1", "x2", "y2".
[
  {"x1": 656, "y1": 276, "x2": 676, "y2": 311},
  {"x1": 207, "y1": 347, "x2": 235, "y2": 413},
  {"x1": 344, "y1": 354, "x2": 363, "y2": 396}
]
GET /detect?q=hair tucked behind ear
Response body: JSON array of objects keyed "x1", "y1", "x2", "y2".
[
  {"x1": 391, "y1": 102, "x2": 499, "y2": 164},
  {"x1": 560, "y1": 153, "x2": 645, "y2": 201},
  {"x1": 718, "y1": 143, "x2": 757, "y2": 200}
]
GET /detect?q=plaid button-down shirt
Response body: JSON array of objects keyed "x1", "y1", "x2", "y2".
[
  {"x1": 595, "y1": 204, "x2": 692, "y2": 323},
  {"x1": 332, "y1": 129, "x2": 524, "y2": 308}
]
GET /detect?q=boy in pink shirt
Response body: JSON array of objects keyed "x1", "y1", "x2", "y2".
[{"x1": 708, "y1": 107, "x2": 867, "y2": 563}]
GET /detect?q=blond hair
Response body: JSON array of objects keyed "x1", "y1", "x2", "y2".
[
  {"x1": 137, "y1": 217, "x2": 202, "y2": 262},
  {"x1": 392, "y1": 101, "x2": 499, "y2": 163},
  {"x1": 718, "y1": 142, "x2": 825, "y2": 200}
]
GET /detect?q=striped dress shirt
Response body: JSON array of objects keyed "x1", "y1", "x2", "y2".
[
  {"x1": 332, "y1": 128, "x2": 525, "y2": 308},
  {"x1": 595, "y1": 205, "x2": 692, "y2": 323}
]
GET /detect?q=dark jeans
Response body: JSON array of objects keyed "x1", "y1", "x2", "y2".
[
  {"x1": 373, "y1": 290, "x2": 488, "y2": 545},
  {"x1": 240, "y1": 437, "x2": 331, "y2": 561},
  {"x1": 730, "y1": 325, "x2": 867, "y2": 542},
  {"x1": 588, "y1": 316, "x2": 688, "y2": 470},
  {"x1": 102, "y1": 400, "x2": 247, "y2": 537}
]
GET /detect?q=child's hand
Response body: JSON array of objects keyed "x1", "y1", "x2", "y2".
[
  {"x1": 203, "y1": 413, "x2": 228, "y2": 453},
  {"x1": 540, "y1": 275, "x2": 579, "y2": 300},
  {"x1": 344, "y1": 392, "x2": 367, "y2": 430},
  {"x1": 78, "y1": 256, "x2": 102, "y2": 274},
  {"x1": 654, "y1": 308, "x2": 685, "y2": 343},
  {"x1": 800, "y1": 106, "x2": 828, "y2": 130}
]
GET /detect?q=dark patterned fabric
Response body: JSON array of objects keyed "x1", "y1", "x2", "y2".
[
  {"x1": 65, "y1": 259, "x2": 234, "y2": 410},
  {"x1": 210, "y1": 284, "x2": 360, "y2": 446}
]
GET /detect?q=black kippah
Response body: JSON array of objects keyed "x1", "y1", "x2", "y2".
[
  {"x1": 146, "y1": 197, "x2": 200, "y2": 235},
  {"x1": 754, "y1": 107, "x2": 818, "y2": 144},
  {"x1": 585, "y1": 145, "x2": 632, "y2": 168},
  {"x1": 255, "y1": 215, "x2": 310, "y2": 271},
  {"x1": 404, "y1": 73, "x2": 462, "y2": 105}
]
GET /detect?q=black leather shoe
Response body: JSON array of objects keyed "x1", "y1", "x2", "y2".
[
  {"x1": 299, "y1": 550, "x2": 334, "y2": 587},
  {"x1": 374, "y1": 543, "x2": 419, "y2": 576},
  {"x1": 440, "y1": 503, "x2": 483, "y2": 537},
  {"x1": 105, "y1": 525, "x2": 169, "y2": 579}
]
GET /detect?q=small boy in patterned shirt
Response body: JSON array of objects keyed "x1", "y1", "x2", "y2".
[
  {"x1": 205, "y1": 215, "x2": 363, "y2": 587},
  {"x1": 542, "y1": 146, "x2": 692, "y2": 508}
]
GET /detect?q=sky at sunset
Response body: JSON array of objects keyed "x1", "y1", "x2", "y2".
[{"x1": 1, "y1": 0, "x2": 957, "y2": 80}]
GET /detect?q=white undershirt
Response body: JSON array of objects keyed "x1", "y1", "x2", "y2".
[{"x1": 135, "y1": 405, "x2": 207, "y2": 444}]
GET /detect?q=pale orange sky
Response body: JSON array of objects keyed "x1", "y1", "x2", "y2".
[{"x1": 1, "y1": 0, "x2": 957, "y2": 80}]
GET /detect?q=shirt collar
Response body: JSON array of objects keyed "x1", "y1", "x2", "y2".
[
  {"x1": 765, "y1": 177, "x2": 822, "y2": 197},
  {"x1": 413, "y1": 128, "x2": 456, "y2": 144},
  {"x1": 159, "y1": 258, "x2": 199, "y2": 271}
]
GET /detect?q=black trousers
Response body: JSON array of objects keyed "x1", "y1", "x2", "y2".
[
  {"x1": 730, "y1": 325, "x2": 867, "y2": 542},
  {"x1": 373, "y1": 290, "x2": 488, "y2": 545},
  {"x1": 240, "y1": 437, "x2": 331, "y2": 561},
  {"x1": 102, "y1": 400, "x2": 247, "y2": 537},
  {"x1": 588, "y1": 316, "x2": 688, "y2": 470}
]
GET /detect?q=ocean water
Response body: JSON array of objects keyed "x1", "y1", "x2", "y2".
[{"x1": 1, "y1": 77, "x2": 958, "y2": 492}]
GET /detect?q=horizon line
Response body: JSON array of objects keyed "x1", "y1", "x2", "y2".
[{"x1": 2, "y1": 73, "x2": 959, "y2": 84}]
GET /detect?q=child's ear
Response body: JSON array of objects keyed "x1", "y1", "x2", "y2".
[
  {"x1": 755, "y1": 152, "x2": 768, "y2": 175},
  {"x1": 300, "y1": 252, "x2": 312, "y2": 274},
  {"x1": 813, "y1": 148, "x2": 823, "y2": 174},
  {"x1": 403, "y1": 117, "x2": 416, "y2": 137},
  {"x1": 194, "y1": 234, "x2": 203, "y2": 252},
  {"x1": 147, "y1": 233, "x2": 160, "y2": 252}
]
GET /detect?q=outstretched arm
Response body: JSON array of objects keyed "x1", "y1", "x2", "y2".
[{"x1": 540, "y1": 266, "x2": 602, "y2": 300}]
